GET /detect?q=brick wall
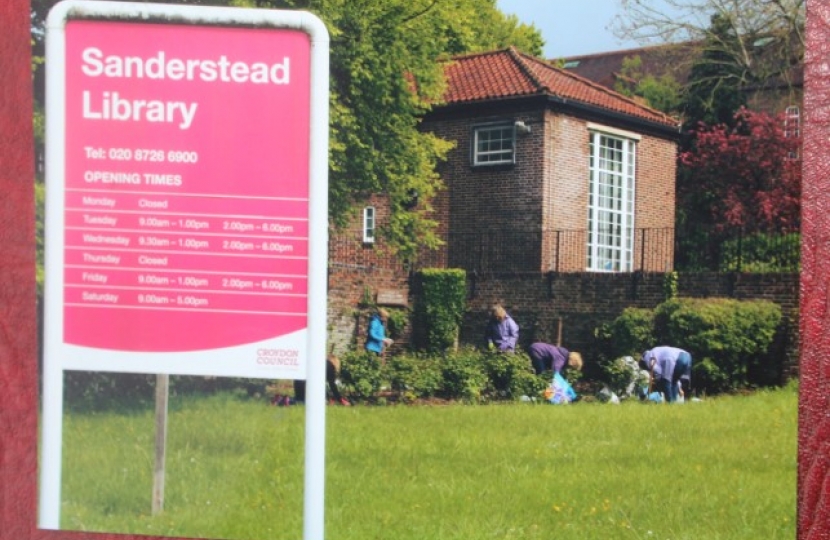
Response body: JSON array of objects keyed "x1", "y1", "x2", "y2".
[
  {"x1": 327, "y1": 263, "x2": 410, "y2": 356},
  {"x1": 328, "y1": 194, "x2": 402, "y2": 270},
  {"x1": 426, "y1": 106, "x2": 547, "y2": 273},
  {"x1": 324, "y1": 245, "x2": 799, "y2": 382},
  {"x1": 327, "y1": 194, "x2": 412, "y2": 355},
  {"x1": 458, "y1": 271, "x2": 799, "y2": 381}
]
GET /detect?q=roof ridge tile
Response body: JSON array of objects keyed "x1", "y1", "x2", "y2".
[{"x1": 508, "y1": 47, "x2": 546, "y2": 95}]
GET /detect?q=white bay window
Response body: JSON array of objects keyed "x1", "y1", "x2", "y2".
[{"x1": 587, "y1": 127, "x2": 637, "y2": 272}]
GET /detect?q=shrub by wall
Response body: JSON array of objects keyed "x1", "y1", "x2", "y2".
[
  {"x1": 595, "y1": 307, "x2": 656, "y2": 362},
  {"x1": 655, "y1": 297, "x2": 782, "y2": 393},
  {"x1": 339, "y1": 350, "x2": 383, "y2": 400},
  {"x1": 439, "y1": 348, "x2": 489, "y2": 402},
  {"x1": 384, "y1": 352, "x2": 444, "y2": 402},
  {"x1": 414, "y1": 269, "x2": 467, "y2": 352},
  {"x1": 595, "y1": 297, "x2": 783, "y2": 395},
  {"x1": 337, "y1": 347, "x2": 549, "y2": 404},
  {"x1": 481, "y1": 350, "x2": 547, "y2": 400}
]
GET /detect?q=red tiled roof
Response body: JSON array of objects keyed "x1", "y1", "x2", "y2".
[{"x1": 440, "y1": 47, "x2": 678, "y2": 127}]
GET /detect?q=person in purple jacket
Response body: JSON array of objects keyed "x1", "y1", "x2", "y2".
[
  {"x1": 640, "y1": 346, "x2": 692, "y2": 403},
  {"x1": 484, "y1": 303, "x2": 519, "y2": 352},
  {"x1": 527, "y1": 342, "x2": 583, "y2": 376}
]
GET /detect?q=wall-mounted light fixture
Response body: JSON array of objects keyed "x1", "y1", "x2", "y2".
[
  {"x1": 402, "y1": 188, "x2": 419, "y2": 210},
  {"x1": 514, "y1": 120, "x2": 531, "y2": 135}
]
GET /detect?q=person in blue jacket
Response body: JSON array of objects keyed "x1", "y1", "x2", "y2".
[
  {"x1": 484, "y1": 303, "x2": 519, "y2": 352},
  {"x1": 365, "y1": 308, "x2": 393, "y2": 355}
]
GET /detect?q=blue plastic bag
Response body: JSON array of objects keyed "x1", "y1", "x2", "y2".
[{"x1": 548, "y1": 372, "x2": 577, "y2": 404}]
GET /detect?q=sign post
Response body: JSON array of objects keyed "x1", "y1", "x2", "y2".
[
  {"x1": 152, "y1": 373, "x2": 169, "y2": 515},
  {"x1": 41, "y1": 2, "x2": 329, "y2": 537}
]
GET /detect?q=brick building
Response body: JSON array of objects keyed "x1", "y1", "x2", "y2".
[
  {"x1": 327, "y1": 47, "x2": 682, "y2": 352},
  {"x1": 421, "y1": 47, "x2": 680, "y2": 275}
]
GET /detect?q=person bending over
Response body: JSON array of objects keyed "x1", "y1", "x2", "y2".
[
  {"x1": 527, "y1": 342, "x2": 583, "y2": 376},
  {"x1": 640, "y1": 346, "x2": 692, "y2": 403}
]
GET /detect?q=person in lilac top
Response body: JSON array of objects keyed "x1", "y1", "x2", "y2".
[
  {"x1": 527, "y1": 342, "x2": 583, "y2": 375},
  {"x1": 640, "y1": 346, "x2": 692, "y2": 402},
  {"x1": 484, "y1": 303, "x2": 519, "y2": 352}
]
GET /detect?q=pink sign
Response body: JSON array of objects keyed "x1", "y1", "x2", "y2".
[{"x1": 63, "y1": 21, "x2": 312, "y2": 352}]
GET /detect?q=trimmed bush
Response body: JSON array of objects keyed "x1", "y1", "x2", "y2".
[
  {"x1": 414, "y1": 269, "x2": 467, "y2": 352},
  {"x1": 339, "y1": 350, "x2": 383, "y2": 401},
  {"x1": 481, "y1": 350, "x2": 547, "y2": 400},
  {"x1": 594, "y1": 307, "x2": 655, "y2": 371},
  {"x1": 341, "y1": 348, "x2": 539, "y2": 404},
  {"x1": 595, "y1": 297, "x2": 783, "y2": 395},
  {"x1": 383, "y1": 353, "x2": 443, "y2": 400},
  {"x1": 439, "y1": 347, "x2": 488, "y2": 403},
  {"x1": 654, "y1": 297, "x2": 782, "y2": 393}
]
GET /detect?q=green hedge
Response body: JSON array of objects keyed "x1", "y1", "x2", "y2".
[
  {"x1": 594, "y1": 307, "x2": 655, "y2": 361},
  {"x1": 655, "y1": 298, "x2": 782, "y2": 393},
  {"x1": 385, "y1": 352, "x2": 444, "y2": 402},
  {"x1": 595, "y1": 297, "x2": 783, "y2": 395},
  {"x1": 439, "y1": 348, "x2": 489, "y2": 402},
  {"x1": 414, "y1": 269, "x2": 467, "y2": 352},
  {"x1": 720, "y1": 232, "x2": 800, "y2": 272},
  {"x1": 338, "y1": 347, "x2": 549, "y2": 404},
  {"x1": 338, "y1": 350, "x2": 384, "y2": 400},
  {"x1": 481, "y1": 350, "x2": 548, "y2": 400}
]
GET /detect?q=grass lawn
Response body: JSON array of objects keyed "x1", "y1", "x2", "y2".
[{"x1": 60, "y1": 384, "x2": 797, "y2": 540}]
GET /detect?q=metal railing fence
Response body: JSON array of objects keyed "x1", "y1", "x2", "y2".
[{"x1": 435, "y1": 227, "x2": 799, "y2": 274}]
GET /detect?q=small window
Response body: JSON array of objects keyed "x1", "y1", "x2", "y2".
[
  {"x1": 563, "y1": 60, "x2": 580, "y2": 68},
  {"x1": 362, "y1": 206, "x2": 375, "y2": 244},
  {"x1": 784, "y1": 106, "x2": 800, "y2": 159},
  {"x1": 784, "y1": 106, "x2": 800, "y2": 137},
  {"x1": 473, "y1": 124, "x2": 515, "y2": 165}
]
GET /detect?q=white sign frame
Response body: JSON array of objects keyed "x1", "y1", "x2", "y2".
[{"x1": 40, "y1": 2, "x2": 330, "y2": 539}]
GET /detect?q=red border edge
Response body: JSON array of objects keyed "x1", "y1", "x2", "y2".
[
  {"x1": 0, "y1": 0, "x2": 41, "y2": 538},
  {"x1": 2, "y1": 1, "x2": 828, "y2": 539},
  {"x1": 797, "y1": 3, "x2": 830, "y2": 539}
]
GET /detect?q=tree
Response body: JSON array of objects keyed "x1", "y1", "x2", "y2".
[
  {"x1": 613, "y1": 0, "x2": 805, "y2": 54},
  {"x1": 612, "y1": 0, "x2": 805, "y2": 121},
  {"x1": 678, "y1": 108, "x2": 801, "y2": 234},
  {"x1": 30, "y1": 0, "x2": 543, "y2": 264},
  {"x1": 614, "y1": 54, "x2": 683, "y2": 114},
  {"x1": 681, "y1": 12, "x2": 747, "y2": 128},
  {"x1": 292, "y1": 0, "x2": 542, "y2": 262}
]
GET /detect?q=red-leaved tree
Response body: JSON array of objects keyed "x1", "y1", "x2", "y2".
[{"x1": 679, "y1": 108, "x2": 802, "y2": 234}]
